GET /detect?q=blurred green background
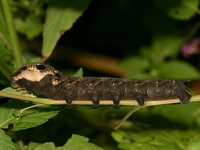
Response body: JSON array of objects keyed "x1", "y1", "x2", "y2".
[{"x1": 1, "y1": 0, "x2": 200, "y2": 149}]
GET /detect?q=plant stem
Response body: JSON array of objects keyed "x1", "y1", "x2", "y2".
[
  {"x1": 1, "y1": 89, "x2": 199, "y2": 130},
  {"x1": 186, "y1": 21, "x2": 200, "y2": 41},
  {"x1": 1, "y1": 0, "x2": 23, "y2": 67},
  {"x1": 0, "y1": 90, "x2": 200, "y2": 106},
  {"x1": 0, "y1": 59, "x2": 12, "y2": 79},
  {"x1": 114, "y1": 106, "x2": 142, "y2": 130}
]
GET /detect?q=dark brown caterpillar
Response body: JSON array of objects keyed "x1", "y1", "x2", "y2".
[{"x1": 10, "y1": 62, "x2": 192, "y2": 109}]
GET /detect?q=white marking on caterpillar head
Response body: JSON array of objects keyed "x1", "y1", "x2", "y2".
[
  {"x1": 12, "y1": 63, "x2": 55, "y2": 82},
  {"x1": 14, "y1": 69, "x2": 51, "y2": 81},
  {"x1": 10, "y1": 63, "x2": 61, "y2": 88}
]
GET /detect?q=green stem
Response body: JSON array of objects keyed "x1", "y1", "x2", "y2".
[
  {"x1": 185, "y1": 21, "x2": 200, "y2": 41},
  {"x1": 1, "y1": 0, "x2": 23, "y2": 67},
  {"x1": 0, "y1": 59, "x2": 12, "y2": 79},
  {"x1": 114, "y1": 106, "x2": 142, "y2": 130},
  {"x1": 1, "y1": 89, "x2": 200, "y2": 106},
  {"x1": 1, "y1": 88, "x2": 200, "y2": 130},
  {"x1": 14, "y1": 104, "x2": 45, "y2": 118}
]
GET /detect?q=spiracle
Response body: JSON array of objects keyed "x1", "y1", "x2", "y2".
[{"x1": 10, "y1": 62, "x2": 192, "y2": 109}]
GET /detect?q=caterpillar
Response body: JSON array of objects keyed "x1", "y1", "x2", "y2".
[{"x1": 10, "y1": 62, "x2": 192, "y2": 109}]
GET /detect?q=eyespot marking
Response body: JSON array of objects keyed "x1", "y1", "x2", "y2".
[
  {"x1": 10, "y1": 62, "x2": 57, "y2": 84},
  {"x1": 54, "y1": 70, "x2": 62, "y2": 77},
  {"x1": 36, "y1": 63, "x2": 46, "y2": 70}
]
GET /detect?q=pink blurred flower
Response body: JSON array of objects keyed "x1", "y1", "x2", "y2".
[{"x1": 182, "y1": 38, "x2": 200, "y2": 58}]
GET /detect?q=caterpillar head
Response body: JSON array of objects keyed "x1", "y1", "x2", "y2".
[{"x1": 10, "y1": 62, "x2": 63, "y2": 91}]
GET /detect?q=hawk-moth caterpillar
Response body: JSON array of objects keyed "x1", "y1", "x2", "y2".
[{"x1": 10, "y1": 62, "x2": 192, "y2": 109}]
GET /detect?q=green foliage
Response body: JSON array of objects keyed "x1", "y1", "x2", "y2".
[
  {"x1": 112, "y1": 130, "x2": 200, "y2": 150},
  {"x1": 42, "y1": 0, "x2": 92, "y2": 58},
  {"x1": 26, "y1": 134, "x2": 103, "y2": 150},
  {"x1": 0, "y1": 129, "x2": 17, "y2": 150},
  {"x1": 2, "y1": 134, "x2": 103, "y2": 150},
  {"x1": 111, "y1": 103, "x2": 200, "y2": 149},
  {"x1": 0, "y1": 100, "x2": 59, "y2": 131},
  {"x1": 153, "y1": 0, "x2": 199, "y2": 20},
  {"x1": 158, "y1": 60, "x2": 200, "y2": 79},
  {"x1": 151, "y1": 103, "x2": 200, "y2": 126},
  {"x1": 72, "y1": 68, "x2": 83, "y2": 77},
  {"x1": 15, "y1": 14, "x2": 43, "y2": 40},
  {"x1": 61, "y1": 134, "x2": 103, "y2": 150},
  {"x1": 120, "y1": 58, "x2": 200, "y2": 79},
  {"x1": 0, "y1": 0, "x2": 200, "y2": 149}
]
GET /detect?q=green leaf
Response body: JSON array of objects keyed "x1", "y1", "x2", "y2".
[
  {"x1": 42, "y1": 0, "x2": 92, "y2": 59},
  {"x1": 140, "y1": 32, "x2": 185, "y2": 62},
  {"x1": 118, "y1": 56, "x2": 152, "y2": 79},
  {"x1": 119, "y1": 56, "x2": 150, "y2": 72},
  {"x1": 0, "y1": 100, "x2": 59, "y2": 131},
  {"x1": 159, "y1": 60, "x2": 200, "y2": 79},
  {"x1": 187, "y1": 138, "x2": 200, "y2": 150},
  {"x1": 151, "y1": 33, "x2": 185, "y2": 61},
  {"x1": 150, "y1": 103, "x2": 200, "y2": 126},
  {"x1": 0, "y1": 129, "x2": 17, "y2": 150},
  {"x1": 112, "y1": 130, "x2": 200, "y2": 150},
  {"x1": 15, "y1": 14, "x2": 43, "y2": 40},
  {"x1": 27, "y1": 142, "x2": 42, "y2": 150},
  {"x1": 153, "y1": 0, "x2": 199, "y2": 20},
  {"x1": 1, "y1": 87, "x2": 36, "y2": 97},
  {"x1": 72, "y1": 68, "x2": 83, "y2": 77},
  {"x1": 34, "y1": 142, "x2": 56, "y2": 150},
  {"x1": 0, "y1": 87, "x2": 66, "y2": 105},
  {"x1": 63, "y1": 134, "x2": 103, "y2": 150},
  {"x1": 26, "y1": 135, "x2": 103, "y2": 150}
]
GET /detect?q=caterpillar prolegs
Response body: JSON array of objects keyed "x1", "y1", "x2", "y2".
[{"x1": 10, "y1": 62, "x2": 192, "y2": 109}]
